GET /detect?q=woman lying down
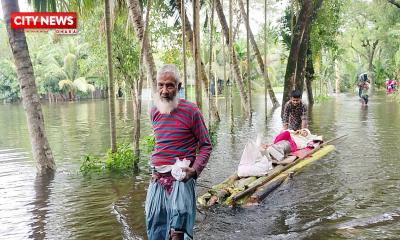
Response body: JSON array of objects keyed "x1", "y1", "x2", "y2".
[
  {"x1": 237, "y1": 129, "x2": 322, "y2": 177},
  {"x1": 261, "y1": 128, "x2": 323, "y2": 162}
]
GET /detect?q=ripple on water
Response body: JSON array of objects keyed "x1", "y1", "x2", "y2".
[{"x1": 2, "y1": 95, "x2": 400, "y2": 239}]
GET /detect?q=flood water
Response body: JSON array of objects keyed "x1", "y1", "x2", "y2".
[{"x1": 1, "y1": 92, "x2": 400, "y2": 239}]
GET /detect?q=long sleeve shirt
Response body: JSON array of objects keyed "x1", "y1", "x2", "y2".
[{"x1": 150, "y1": 99, "x2": 212, "y2": 176}]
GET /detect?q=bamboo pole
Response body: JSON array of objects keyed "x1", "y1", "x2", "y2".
[
  {"x1": 231, "y1": 165, "x2": 285, "y2": 203},
  {"x1": 247, "y1": 175, "x2": 287, "y2": 205}
]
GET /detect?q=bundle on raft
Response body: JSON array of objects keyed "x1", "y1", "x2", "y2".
[{"x1": 198, "y1": 140, "x2": 337, "y2": 207}]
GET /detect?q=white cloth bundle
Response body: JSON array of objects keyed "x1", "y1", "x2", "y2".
[
  {"x1": 171, "y1": 157, "x2": 191, "y2": 181},
  {"x1": 237, "y1": 136, "x2": 273, "y2": 177}
]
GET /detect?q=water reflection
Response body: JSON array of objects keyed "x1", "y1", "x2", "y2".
[
  {"x1": 30, "y1": 172, "x2": 54, "y2": 240},
  {"x1": 1, "y1": 93, "x2": 400, "y2": 239},
  {"x1": 360, "y1": 105, "x2": 368, "y2": 124}
]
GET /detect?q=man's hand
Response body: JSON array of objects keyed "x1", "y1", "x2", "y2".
[
  {"x1": 182, "y1": 167, "x2": 197, "y2": 181},
  {"x1": 283, "y1": 123, "x2": 288, "y2": 130},
  {"x1": 301, "y1": 120, "x2": 308, "y2": 129}
]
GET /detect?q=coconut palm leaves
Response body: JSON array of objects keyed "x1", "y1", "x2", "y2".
[{"x1": 35, "y1": 42, "x2": 95, "y2": 98}]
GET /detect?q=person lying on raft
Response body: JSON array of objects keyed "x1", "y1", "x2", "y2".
[{"x1": 261, "y1": 129, "x2": 322, "y2": 161}]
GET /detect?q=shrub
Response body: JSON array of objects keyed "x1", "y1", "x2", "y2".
[
  {"x1": 140, "y1": 135, "x2": 155, "y2": 154},
  {"x1": 105, "y1": 143, "x2": 135, "y2": 172},
  {"x1": 79, "y1": 143, "x2": 136, "y2": 174},
  {"x1": 79, "y1": 154, "x2": 103, "y2": 174}
]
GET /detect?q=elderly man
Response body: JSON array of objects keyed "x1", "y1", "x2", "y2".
[
  {"x1": 282, "y1": 90, "x2": 308, "y2": 131},
  {"x1": 146, "y1": 64, "x2": 212, "y2": 240}
]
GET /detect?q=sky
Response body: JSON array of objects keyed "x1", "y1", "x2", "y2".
[{"x1": 0, "y1": 0, "x2": 32, "y2": 19}]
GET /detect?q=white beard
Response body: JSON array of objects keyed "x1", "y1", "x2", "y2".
[{"x1": 153, "y1": 94, "x2": 179, "y2": 114}]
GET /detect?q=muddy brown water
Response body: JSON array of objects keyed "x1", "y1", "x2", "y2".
[{"x1": 1, "y1": 92, "x2": 400, "y2": 239}]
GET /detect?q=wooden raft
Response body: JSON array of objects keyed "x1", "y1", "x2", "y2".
[{"x1": 197, "y1": 144, "x2": 335, "y2": 207}]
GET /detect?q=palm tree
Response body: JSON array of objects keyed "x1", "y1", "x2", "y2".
[
  {"x1": 54, "y1": 53, "x2": 95, "y2": 100},
  {"x1": 1, "y1": 0, "x2": 56, "y2": 175},
  {"x1": 27, "y1": 0, "x2": 118, "y2": 153}
]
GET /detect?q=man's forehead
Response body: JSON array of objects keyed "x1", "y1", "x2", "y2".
[
  {"x1": 159, "y1": 72, "x2": 175, "y2": 81},
  {"x1": 158, "y1": 73, "x2": 176, "y2": 82}
]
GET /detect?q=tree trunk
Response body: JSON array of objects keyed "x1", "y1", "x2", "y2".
[
  {"x1": 131, "y1": 86, "x2": 139, "y2": 167},
  {"x1": 2, "y1": 0, "x2": 55, "y2": 175},
  {"x1": 233, "y1": 6, "x2": 242, "y2": 42},
  {"x1": 334, "y1": 59, "x2": 340, "y2": 94},
  {"x1": 193, "y1": 0, "x2": 202, "y2": 109},
  {"x1": 215, "y1": 0, "x2": 249, "y2": 112},
  {"x1": 387, "y1": 0, "x2": 400, "y2": 8},
  {"x1": 305, "y1": 47, "x2": 314, "y2": 105},
  {"x1": 222, "y1": 0, "x2": 227, "y2": 108},
  {"x1": 294, "y1": 0, "x2": 323, "y2": 93},
  {"x1": 368, "y1": 40, "x2": 379, "y2": 93},
  {"x1": 238, "y1": 0, "x2": 279, "y2": 107},
  {"x1": 246, "y1": 0, "x2": 251, "y2": 113},
  {"x1": 127, "y1": 0, "x2": 157, "y2": 92},
  {"x1": 264, "y1": 0, "x2": 268, "y2": 118},
  {"x1": 181, "y1": 1, "x2": 188, "y2": 100},
  {"x1": 208, "y1": 0, "x2": 215, "y2": 122},
  {"x1": 229, "y1": 0, "x2": 234, "y2": 128},
  {"x1": 176, "y1": 0, "x2": 221, "y2": 122},
  {"x1": 105, "y1": 0, "x2": 117, "y2": 153},
  {"x1": 294, "y1": 27, "x2": 310, "y2": 92},
  {"x1": 282, "y1": 0, "x2": 312, "y2": 106},
  {"x1": 282, "y1": 0, "x2": 322, "y2": 113},
  {"x1": 133, "y1": 0, "x2": 152, "y2": 169}
]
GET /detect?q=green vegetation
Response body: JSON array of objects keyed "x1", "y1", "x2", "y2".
[
  {"x1": 2, "y1": 0, "x2": 400, "y2": 174},
  {"x1": 140, "y1": 135, "x2": 156, "y2": 154},
  {"x1": 2, "y1": 1, "x2": 399, "y2": 103},
  {"x1": 79, "y1": 134, "x2": 156, "y2": 174},
  {"x1": 209, "y1": 124, "x2": 219, "y2": 146},
  {"x1": 80, "y1": 143, "x2": 135, "y2": 174}
]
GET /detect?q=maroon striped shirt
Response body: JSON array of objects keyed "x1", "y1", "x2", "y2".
[{"x1": 150, "y1": 99, "x2": 212, "y2": 176}]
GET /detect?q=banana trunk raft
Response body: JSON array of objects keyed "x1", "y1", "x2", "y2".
[{"x1": 198, "y1": 144, "x2": 335, "y2": 207}]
